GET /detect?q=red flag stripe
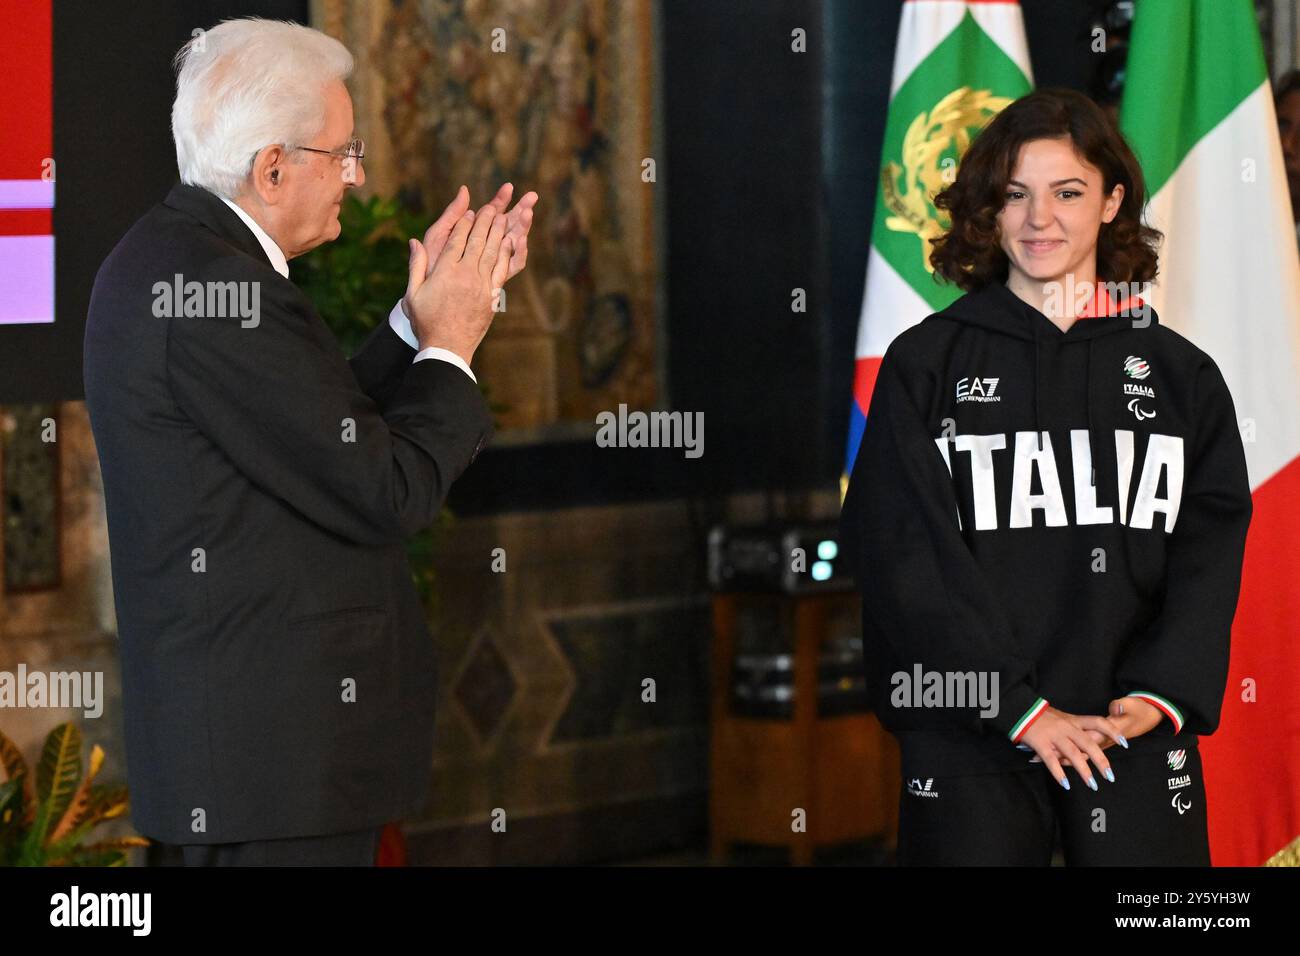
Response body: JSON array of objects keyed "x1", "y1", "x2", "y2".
[
  {"x1": 0, "y1": 209, "x2": 53, "y2": 236},
  {"x1": 1202, "y1": 454, "x2": 1300, "y2": 865}
]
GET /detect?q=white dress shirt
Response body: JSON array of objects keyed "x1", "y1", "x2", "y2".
[{"x1": 216, "y1": 194, "x2": 476, "y2": 382}]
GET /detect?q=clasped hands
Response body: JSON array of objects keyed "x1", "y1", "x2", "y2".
[
  {"x1": 402, "y1": 182, "x2": 538, "y2": 366},
  {"x1": 1018, "y1": 697, "x2": 1163, "y2": 790}
]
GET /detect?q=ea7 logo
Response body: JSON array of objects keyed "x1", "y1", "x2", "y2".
[
  {"x1": 906, "y1": 778, "x2": 939, "y2": 798},
  {"x1": 956, "y1": 376, "x2": 1001, "y2": 403}
]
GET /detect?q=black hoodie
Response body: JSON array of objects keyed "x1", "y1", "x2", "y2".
[{"x1": 839, "y1": 282, "x2": 1253, "y2": 776}]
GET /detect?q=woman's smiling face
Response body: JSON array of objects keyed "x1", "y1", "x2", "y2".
[{"x1": 996, "y1": 136, "x2": 1124, "y2": 295}]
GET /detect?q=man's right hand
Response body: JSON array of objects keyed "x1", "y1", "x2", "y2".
[{"x1": 404, "y1": 203, "x2": 514, "y2": 366}]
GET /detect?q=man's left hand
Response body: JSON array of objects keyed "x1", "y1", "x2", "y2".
[{"x1": 420, "y1": 182, "x2": 536, "y2": 283}]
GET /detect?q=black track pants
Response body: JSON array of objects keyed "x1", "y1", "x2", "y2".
[{"x1": 897, "y1": 744, "x2": 1210, "y2": 866}]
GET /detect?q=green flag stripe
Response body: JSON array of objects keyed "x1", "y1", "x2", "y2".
[
  {"x1": 1120, "y1": 0, "x2": 1266, "y2": 197},
  {"x1": 872, "y1": 10, "x2": 1031, "y2": 312}
]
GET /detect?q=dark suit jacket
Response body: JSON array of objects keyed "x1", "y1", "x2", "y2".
[{"x1": 83, "y1": 183, "x2": 492, "y2": 844}]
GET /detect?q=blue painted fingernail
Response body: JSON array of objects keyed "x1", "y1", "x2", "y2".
[
  {"x1": 1059, "y1": 776, "x2": 1070, "y2": 790},
  {"x1": 1118, "y1": 735, "x2": 1129, "y2": 748},
  {"x1": 1104, "y1": 768, "x2": 1115, "y2": 783},
  {"x1": 1087, "y1": 776, "x2": 1098, "y2": 792}
]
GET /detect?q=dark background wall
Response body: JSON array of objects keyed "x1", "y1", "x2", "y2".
[
  {"x1": 1, "y1": 0, "x2": 309, "y2": 405},
  {"x1": 16, "y1": 0, "x2": 1108, "y2": 509},
  {"x1": 661, "y1": 0, "x2": 825, "y2": 498}
]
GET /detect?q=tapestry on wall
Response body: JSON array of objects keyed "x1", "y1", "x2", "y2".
[{"x1": 312, "y1": 0, "x2": 660, "y2": 435}]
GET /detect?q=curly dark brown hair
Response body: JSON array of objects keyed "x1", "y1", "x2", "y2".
[{"x1": 928, "y1": 87, "x2": 1162, "y2": 292}]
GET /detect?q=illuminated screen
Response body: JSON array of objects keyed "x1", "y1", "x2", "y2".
[{"x1": 0, "y1": 0, "x2": 54, "y2": 325}]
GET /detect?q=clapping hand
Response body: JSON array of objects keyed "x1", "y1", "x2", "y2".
[{"x1": 417, "y1": 182, "x2": 536, "y2": 284}]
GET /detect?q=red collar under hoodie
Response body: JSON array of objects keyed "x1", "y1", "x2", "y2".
[{"x1": 839, "y1": 281, "x2": 1253, "y2": 775}]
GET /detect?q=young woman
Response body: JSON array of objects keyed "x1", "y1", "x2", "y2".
[{"x1": 839, "y1": 88, "x2": 1253, "y2": 865}]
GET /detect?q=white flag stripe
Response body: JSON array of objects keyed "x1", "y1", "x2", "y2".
[
  {"x1": 0, "y1": 179, "x2": 54, "y2": 209},
  {"x1": 855, "y1": 247, "x2": 935, "y2": 359},
  {"x1": 1144, "y1": 81, "x2": 1300, "y2": 491}
]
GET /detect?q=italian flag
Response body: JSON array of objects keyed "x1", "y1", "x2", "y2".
[
  {"x1": 845, "y1": 0, "x2": 1032, "y2": 485},
  {"x1": 1120, "y1": 0, "x2": 1300, "y2": 866}
]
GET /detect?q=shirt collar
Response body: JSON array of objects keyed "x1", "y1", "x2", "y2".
[{"x1": 216, "y1": 194, "x2": 289, "y2": 279}]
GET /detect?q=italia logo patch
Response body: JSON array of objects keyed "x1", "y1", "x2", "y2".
[
  {"x1": 1124, "y1": 355, "x2": 1151, "y2": 379},
  {"x1": 1124, "y1": 357, "x2": 1156, "y2": 420}
]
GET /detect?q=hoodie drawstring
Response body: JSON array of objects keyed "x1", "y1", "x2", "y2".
[
  {"x1": 1032, "y1": 322, "x2": 1041, "y2": 450},
  {"x1": 1087, "y1": 337, "x2": 1095, "y2": 487},
  {"x1": 1034, "y1": 319, "x2": 1095, "y2": 485}
]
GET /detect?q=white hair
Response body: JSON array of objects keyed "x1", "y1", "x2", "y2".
[{"x1": 171, "y1": 18, "x2": 353, "y2": 199}]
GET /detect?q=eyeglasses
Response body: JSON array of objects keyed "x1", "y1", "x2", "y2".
[{"x1": 292, "y1": 137, "x2": 365, "y2": 161}]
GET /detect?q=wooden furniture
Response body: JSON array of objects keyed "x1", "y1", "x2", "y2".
[{"x1": 709, "y1": 591, "x2": 899, "y2": 865}]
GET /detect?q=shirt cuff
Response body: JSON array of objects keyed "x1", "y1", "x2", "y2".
[
  {"x1": 1006, "y1": 696, "x2": 1050, "y2": 744},
  {"x1": 415, "y1": 346, "x2": 476, "y2": 382},
  {"x1": 982, "y1": 678, "x2": 1048, "y2": 742},
  {"x1": 388, "y1": 299, "x2": 418, "y2": 348},
  {"x1": 388, "y1": 300, "x2": 477, "y2": 383},
  {"x1": 1125, "y1": 691, "x2": 1184, "y2": 733}
]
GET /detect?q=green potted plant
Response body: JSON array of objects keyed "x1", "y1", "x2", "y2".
[{"x1": 0, "y1": 722, "x2": 145, "y2": 866}]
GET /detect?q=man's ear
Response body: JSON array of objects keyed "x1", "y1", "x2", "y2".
[{"x1": 249, "y1": 145, "x2": 287, "y2": 204}]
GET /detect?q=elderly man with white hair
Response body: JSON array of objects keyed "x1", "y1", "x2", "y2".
[{"x1": 83, "y1": 17, "x2": 536, "y2": 866}]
